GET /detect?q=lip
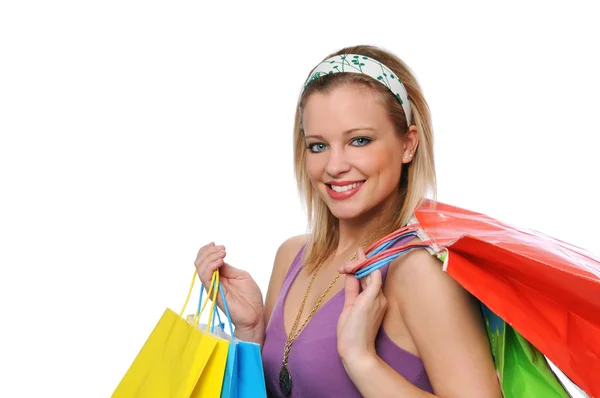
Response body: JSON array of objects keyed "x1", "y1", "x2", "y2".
[
  {"x1": 325, "y1": 180, "x2": 365, "y2": 200},
  {"x1": 327, "y1": 180, "x2": 364, "y2": 186}
]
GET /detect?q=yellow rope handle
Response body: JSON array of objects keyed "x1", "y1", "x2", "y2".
[
  {"x1": 179, "y1": 269, "x2": 202, "y2": 318},
  {"x1": 179, "y1": 269, "x2": 220, "y2": 333},
  {"x1": 206, "y1": 271, "x2": 219, "y2": 333}
]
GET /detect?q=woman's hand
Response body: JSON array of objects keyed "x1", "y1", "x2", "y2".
[
  {"x1": 194, "y1": 242, "x2": 264, "y2": 332},
  {"x1": 336, "y1": 248, "x2": 387, "y2": 370}
]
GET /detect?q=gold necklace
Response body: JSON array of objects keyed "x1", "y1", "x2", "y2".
[{"x1": 279, "y1": 251, "x2": 358, "y2": 396}]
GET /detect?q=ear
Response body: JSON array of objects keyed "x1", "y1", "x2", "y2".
[{"x1": 402, "y1": 125, "x2": 419, "y2": 164}]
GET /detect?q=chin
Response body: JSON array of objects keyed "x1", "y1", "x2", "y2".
[{"x1": 328, "y1": 202, "x2": 371, "y2": 221}]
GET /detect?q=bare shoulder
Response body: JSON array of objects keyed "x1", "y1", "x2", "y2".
[
  {"x1": 273, "y1": 234, "x2": 309, "y2": 272},
  {"x1": 386, "y1": 246, "x2": 474, "y2": 316},
  {"x1": 386, "y1": 247, "x2": 502, "y2": 397},
  {"x1": 386, "y1": 244, "x2": 445, "y2": 290},
  {"x1": 264, "y1": 234, "x2": 309, "y2": 324}
]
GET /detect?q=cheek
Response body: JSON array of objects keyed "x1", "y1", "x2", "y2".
[
  {"x1": 386, "y1": 152, "x2": 404, "y2": 180},
  {"x1": 306, "y1": 155, "x2": 325, "y2": 182},
  {"x1": 359, "y1": 153, "x2": 403, "y2": 195},
  {"x1": 358, "y1": 148, "x2": 402, "y2": 179}
]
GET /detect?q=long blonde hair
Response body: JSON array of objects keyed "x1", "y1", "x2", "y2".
[{"x1": 293, "y1": 45, "x2": 437, "y2": 271}]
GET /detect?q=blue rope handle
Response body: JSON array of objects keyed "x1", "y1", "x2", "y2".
[
  {"x1": 218, "y1": 282, "x2": 235, "y2": 338},
  {"x1": 213, "y1": 300, "x2": 223, "y2": 332},
  {"x1": 356, "y1": 245, "x2": 431, "y2": 279},
  {"x1": 210, "y1": 288, "x2": 225, "y2": 334},
  {"x1": 196, "y1": 282, "x2": 204, "y2": 318},
  {"x1": 367, "y1": 231, "x2": 418, "y2": 257},
  {"x1": 196, "y1": 277, "x2": 224, "y2": 333},
  {"x1": 356, "y1": 231, "x2": 426, "y2": 279},
  {"x1": 195, "y1": 275, "x2": 235, "y2": 338}
]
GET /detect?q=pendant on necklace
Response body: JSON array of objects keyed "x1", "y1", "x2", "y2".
[{"x1": 279, "y1": 364, "x2": 292, "y2": 396}]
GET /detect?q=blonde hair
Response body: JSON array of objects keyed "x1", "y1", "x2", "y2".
[{"x1": 293, "y1": 45, "x2": 437, "y2": 271}]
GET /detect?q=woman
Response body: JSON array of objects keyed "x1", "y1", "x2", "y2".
[{"x1": 194, "y1": 45, "x2": 502, "y2": 397}]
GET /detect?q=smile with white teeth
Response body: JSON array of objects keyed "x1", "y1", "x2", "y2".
[{"x1": 329, "y1": 182, "x2": 363, "y2": 192}]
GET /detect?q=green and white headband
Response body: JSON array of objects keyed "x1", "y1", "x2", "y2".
[{"x1": 303, "y1": 54, "x2": 412, "y2": 124}]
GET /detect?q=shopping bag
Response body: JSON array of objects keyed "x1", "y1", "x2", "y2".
[
  {"x1": 481, "y1": 304, "x2": 570, "y2": 397},
  {"x1": 353, "y1": 200, "x2": 600, "y2": 397},
  {"x1": 235, "y1": 337, "x2": 267, "y2": 398},
  {"x1": 217, "y1": 283, "x2": 267, "y2": 398},
  {"x1": 192, "y1": 277, "x2": 268, "y2": 398},
  {"x1": 113, "y1": 270, "x2": 230, "y2": 398},
  {"x1": 188, "y1": 271, "x2": 230, "y2": 398},
  {"x1": 189, "y1": 276, "x2": 240, "y2": 398}
]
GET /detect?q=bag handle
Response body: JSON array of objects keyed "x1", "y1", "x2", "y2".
[
  {"x1": 214, "y1": 282, "x2": 235, "y2": 338},
  {"x1": 179, "y1": 269, "x2": 219, "y2": 332},
  {"x1": 179, "y1": 268, "x2": 236, "y2": 338},
  {"x1": 205, "y1": 278, "x2": 235, "y2": 338},
  {"x1": 353, "y1": 226, "x2": 435, "y2": 279},
  {"x1": 196, "y1": 277, "x2": 223, "y2": 331}
]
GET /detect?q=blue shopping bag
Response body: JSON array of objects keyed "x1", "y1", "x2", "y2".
[
  {"x1": 235, "y1": 336, "x2": 266, "y2": 397},
  {"x1": 215, "y1": 283, "x2": 267, "y2": 398}
]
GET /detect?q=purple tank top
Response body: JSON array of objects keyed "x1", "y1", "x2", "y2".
[{"x1": 262, "y1": 236, "x2": 434, "y2": 397}]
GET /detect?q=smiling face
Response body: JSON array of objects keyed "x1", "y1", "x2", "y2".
[{"x1": 302, "y1": 84, "x2": 414, "y2": 221}]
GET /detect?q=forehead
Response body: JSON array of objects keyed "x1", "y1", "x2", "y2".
[{"x1": 302, "y1": 85, "x2": 390, "y2": 136}]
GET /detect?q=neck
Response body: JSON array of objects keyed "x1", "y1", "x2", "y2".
[{"x1": 335, "y1": 191, "x2": 401, "y2": 256}]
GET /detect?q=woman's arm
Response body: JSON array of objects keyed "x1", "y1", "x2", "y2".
[{"x1": 344, "y1": 249, "x2": 502, "y2": 398}]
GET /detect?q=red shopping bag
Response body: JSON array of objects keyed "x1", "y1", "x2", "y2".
[{"x1": 412, "y1": 200, "x2": 600, "y2": 397}]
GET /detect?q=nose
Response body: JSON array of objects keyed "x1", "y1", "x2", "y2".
[{"x1": 325, "y1": 147, "x2": 351, "y2": 177}]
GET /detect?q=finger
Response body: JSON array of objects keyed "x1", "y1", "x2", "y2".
[
  {"x1": 342, "y1": 273, "x2": 361, "y2": 309},
  {"x1": 205, "y1": 250, "x2": 226, "y2": 266},
  {"x1": 200, "y1": 256, "x2": 227, "y2": 285},
  {"x1": 195, "y1": 244, "x2": 225, "y2": 268},
  {"x1": 195, "y1": 250, "x2": 225, "y2": 285},
  {"x1": 360, "y1": 274, "x2": 368, "y2": 291},
  {"x1": 338, "y1": 259, "x2": 362, "y2": 274},
  {"x1": 362, "y1": 269, "x2": 383, "y2": 300},
  {"x1": 195, "y1": 243, "x2": 214, "y2": 265},
  {"x1": 197, "y1": 268, "x2": 219, "y2": 291},
  {"x1": 196, "y1": 242, "x2": 215, "y2": 257},
  {"x1": 203, "y1": 244, "x2": 225, "y2": 260},
  {"x1": 338, "y1": 247, "x2": 369, "y2": 274},
  {"x1": 206, "y1": 256, "x2": 225, "y2": 274},
  {"x1": 357, "y1": 247, "x2": 367, "y2": 261},
  {"x1": 350, "y1": 247, "x2": 368, "y2": 273}
]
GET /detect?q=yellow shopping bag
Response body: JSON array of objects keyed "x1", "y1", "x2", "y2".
[
  {"x1": 190, "y1": 272, "x2": 230, "y2": 398},
  {"x1": 113, "y1": 271, "x2": 230, "y2": 398}
]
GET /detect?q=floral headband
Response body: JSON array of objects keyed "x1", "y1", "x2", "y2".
[{"x1": 303, "y1": 54, "x2": 412, "y2": 124}]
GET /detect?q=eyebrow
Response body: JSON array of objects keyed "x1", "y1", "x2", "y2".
[{"x1": 304, "y1": 127, "x2": 375, "y2": 140}]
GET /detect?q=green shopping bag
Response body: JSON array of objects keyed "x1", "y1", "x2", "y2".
[{"x1": 481, "y1": 304, "x2": 570, "y2": 397}]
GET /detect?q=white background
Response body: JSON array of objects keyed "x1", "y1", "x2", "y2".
[{"x1": 1, "y1": 1, "x2": 598, "y2": 397}]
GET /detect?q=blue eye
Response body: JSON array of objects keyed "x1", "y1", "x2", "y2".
[
  {"x1": 351, "y1": 137, "x2": 372, "y2": 147},
  {"x1": 307, "y1": 143, "x2": 328, "y2": 153}
]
